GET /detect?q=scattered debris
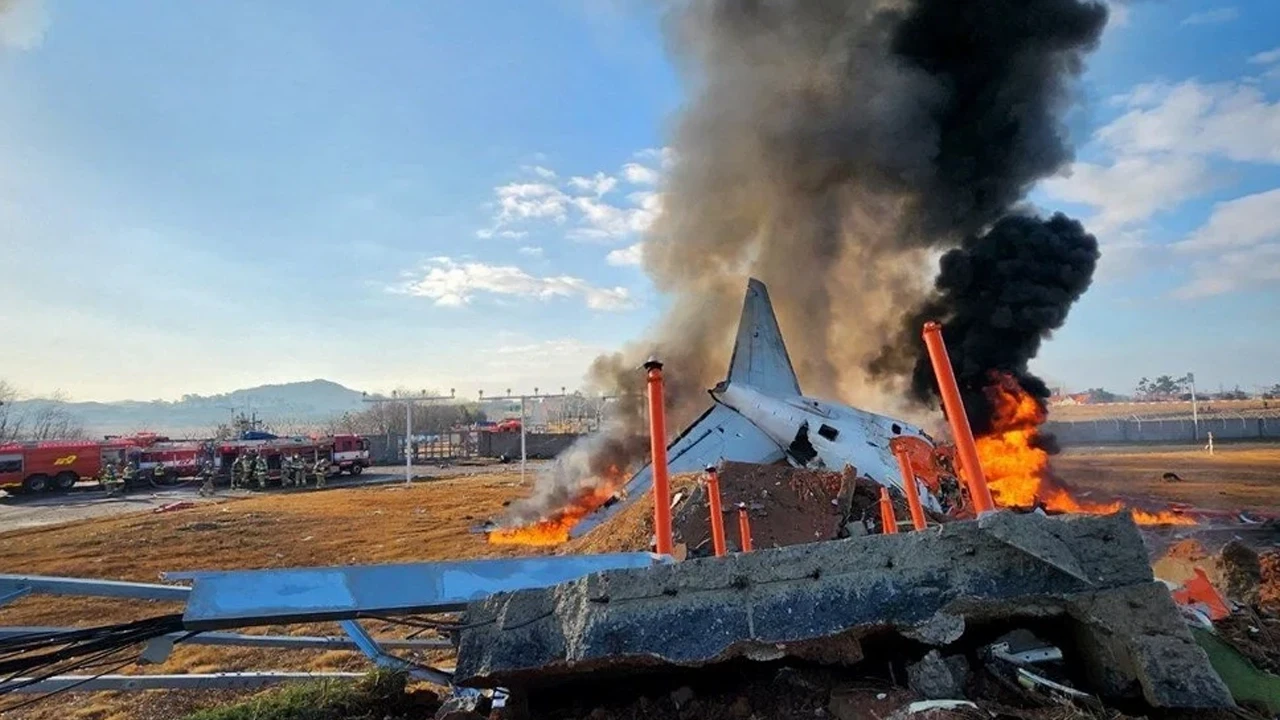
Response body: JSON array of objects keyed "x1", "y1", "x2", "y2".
[
  {"x1": 152, "y1": 501, "x2": 196, "y2": 514},
  {"x1": 895, "y1": 699, "x2": 981, "y2": 717},
  {"x1": 1219, "y1": 540, "x2": 1264, "y2": 605},
  {"x1": 906, "y1": 650, "x2": 969, "y2": 700},
  {"x1": 1172, "y1": 567, "x2": 1232, "y2": 621}
]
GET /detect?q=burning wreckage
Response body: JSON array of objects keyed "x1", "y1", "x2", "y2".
[{"x1": 2, "y1": 278, "x2": 1275, "y2": 717}]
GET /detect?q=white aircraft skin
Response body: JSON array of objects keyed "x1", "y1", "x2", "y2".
[
  {"x1": 570, "y1": 277, "x2": 940, "y2": 539},
  {"x1": 710, "y1": 383, "x2": 936, "y2": 508}
]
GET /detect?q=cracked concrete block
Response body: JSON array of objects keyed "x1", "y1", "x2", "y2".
[
  {"x1": 1068, "y1": 582, "x2": 1233, "y2": 708},
  {"x1": 455, "y1": 512, "x2": 1227, "y2": 710}
]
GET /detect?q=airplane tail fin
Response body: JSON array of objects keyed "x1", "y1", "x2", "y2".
[{"x1": 725, "y1": 278, "x2": 802, "y2": 397}]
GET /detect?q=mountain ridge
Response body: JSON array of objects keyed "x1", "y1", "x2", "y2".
[{"x1": 7, "y1": 379, "x2": 369, "y2": 436}]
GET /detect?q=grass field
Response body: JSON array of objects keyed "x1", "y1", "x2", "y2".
[
  {"x1": 1049, "y1": 398, "x2": 1279, "y2": 421},
  {"x1": 2, "y1": 447, "x2": 1280, "y2": 719}
]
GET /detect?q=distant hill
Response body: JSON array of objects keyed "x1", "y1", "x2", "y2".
[{"x1": 8, "y1": 380, "x2": 369, "y2": 437}]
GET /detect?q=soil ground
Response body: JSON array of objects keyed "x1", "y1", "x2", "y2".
[
  {"x1": 1, "y1": 446, "x2": 1279, "y2": 719},
  {"x1": 1055, "y1": 445, "x2": 1280, "y2": 513}
]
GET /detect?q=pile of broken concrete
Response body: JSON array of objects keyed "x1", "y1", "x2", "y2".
[{"x1": 454, "y1": 510, "x2": 1251, "y2": 718}]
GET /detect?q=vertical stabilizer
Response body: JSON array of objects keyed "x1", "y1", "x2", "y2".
[{"x1": 726, "y1": 279, "x2": 802, "y2": 397}]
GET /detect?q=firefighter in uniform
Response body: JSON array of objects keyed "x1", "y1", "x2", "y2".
[
  {"x1": 120, "y1": 461, "x2": 135, "y2": 491},
  {"x1": 313, "y1": 455, "x2": 328, "y2": 489},
  {"x1": 152, "y1": 460, "x2": 167, "y2": 487},
  {"x1": 292, "y1": 454, "x2": 304, "y2": 487},
  {"x1": 282, "y1": 454, "x2": 295, "y2": 487},
  {"x1": 198, "y1": 460, "x2": 216, "y2": 497},
  {"x1": 253, "y1": 453, "x2": 268, "y2": 489},
  {"x1": 231, "y1": 454, "x2": 245, "y2": 489},
  {"x1": 100, "y1": 463, "x2": 121, "y2": 496}
]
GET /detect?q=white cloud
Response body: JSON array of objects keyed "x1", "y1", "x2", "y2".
[
  {"x1": 1180, "y1": 7, "x2": 1238, "y2": 25},
  {"x1": 400, "y1": 257, "x2": 633, "y2": 311},
  {"x1": 477, "y1": 153, "x2": 671, "y2": 244},
  {"x1": 567, "y1": 172, "x2": 618, "y2": 197},
  {"x1": 475, "y1": 228, "x2": 527, "y2": 239},
  {"x1": 1250, "y1": 47, "x2": 1280, "y2": 65},
  {"x1": 635, "y1": 147, "x2": 677, "y2": 170},
  {"x1": 1042, "y1": 154, "x2": 1211, "y2": 232},
  {"x1": 1104, "y1": 1, "x2": 1130, "y2": 29},
  {"x1": 621, "y1": 162, "x2": 660, "y2": 185},
  {"x1": 495, "y1": 182, "x2": 571, "y2": 223},
  {"x1": 1176, "y1": 187, "x2": 1280, "y2": 253},
  {"x1": 517, "y1": 246, "x2": 543, "y2": 257},
  {"x1": 1173, "y1": 188, "x2": 1280, "y2": 297},
  {"x1": 0, "y1": 0, "x2": 49, "y2": 51},
  {"x1": 606, "y1": 242, "x2": 645, "y2": 266},
  {"x1": 1100, "y1": 81, "x2": 1280, "y2": 163},
  {"x1": 570, "y1": 191, "x2": 661, "y2": 239}
]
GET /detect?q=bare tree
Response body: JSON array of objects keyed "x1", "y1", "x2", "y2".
[
  {"x1": 0, "y1": 380, "x2": 23, "y2": 444},
  {"x1": 25, "y1": 391, "x2": 86, "y2": 441},
  {"x1": 0, "y1": 383, "x2": 85, "y2": 442}
]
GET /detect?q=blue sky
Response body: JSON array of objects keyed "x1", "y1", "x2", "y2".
[{"x1": 0, "y1": 0, "x2": 1277, "y2": 402}]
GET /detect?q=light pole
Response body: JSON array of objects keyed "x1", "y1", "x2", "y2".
[
  {"x1": 1187, "y1": 372, "x2": 1199, "y2": 441},
  {"x1": 363, "y1": 389, "x2": 455, "y2": 484}
]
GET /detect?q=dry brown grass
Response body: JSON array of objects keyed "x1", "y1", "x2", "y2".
[
  {"x1": 0, "y1": 472, "x2": 540, "y2": 720},
  {"x1": 1056, "y1": 447, "x2": 1280, "y2": 512},
  {"x1": 1049, "y1": 398, "x2": 1278, "y2": 421}
]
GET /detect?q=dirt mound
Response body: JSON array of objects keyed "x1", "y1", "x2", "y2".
[{"x1": 563, "y1": 463, "x2": 910, "y2": 557}]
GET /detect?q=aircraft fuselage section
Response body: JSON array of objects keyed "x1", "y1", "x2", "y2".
[{"x1": 713, "y1": 383, "x2": 938, "y2": 509}]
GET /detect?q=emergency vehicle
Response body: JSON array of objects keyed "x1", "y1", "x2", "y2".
[
  {"x1": 0, "y1": 440, "x2": 135, "y2": 493},
  {"x1": 0, "y1": 433, "x2": 370, "y2": 493},
  {"x1": 212, "y1": 434, "x2": 370, "y2": 484}
]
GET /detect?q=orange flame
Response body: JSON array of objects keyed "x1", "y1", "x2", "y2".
[
  {"x1": 975, "y1": 374, "x2": 1194, "y2": 526},
  {"x1": 487, "y1": 468, "x2": 625, "y2": 547}
]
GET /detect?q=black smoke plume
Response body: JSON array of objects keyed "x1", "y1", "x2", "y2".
[
  {"x1": 876, "y1": 214, "x2": 1101, "y2": 433},
  {"x1": 504, "y1": 0, "x2": 1111, "y2": 525}
]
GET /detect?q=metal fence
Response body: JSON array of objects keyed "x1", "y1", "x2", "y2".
[
  {"x1": 365, "y1": 431, "x2": 581, "y2": 464},
  {"x1": 1045, "y1": 414, "x2": 1280, "y2": 446}
]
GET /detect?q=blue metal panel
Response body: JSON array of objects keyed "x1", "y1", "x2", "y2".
[
  {"x1": 172, "y1": 553, "x2": 665, "y2": 630},
  {"x1": 0, "y1": 672, "x2": 365, "y2": 693},
  {"x1": 0, "y1": 626, "x2": 450, "y2": 650},
  {"x1": 0, "y1": 575, "x2": 190, "y2": 602},
  {"x1": 0, "y1": 587, "x2": 32, "y2": 607}
]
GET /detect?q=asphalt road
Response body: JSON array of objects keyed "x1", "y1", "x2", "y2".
[{"x1": 0, "y1": 461, "x2": 533, "y2": 532}]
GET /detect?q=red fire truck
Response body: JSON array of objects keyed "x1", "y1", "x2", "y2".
[
  {"x1": 212, "y1": 434, "x2": 370, "y2": 483},
  {"x1": 0, "y1": 439, "x2": 136, "y2": 493},
  {"x1": 0, "y1": 433, "x2": 370, "y2": 493}
]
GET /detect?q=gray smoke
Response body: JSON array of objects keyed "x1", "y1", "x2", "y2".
[{"x1": 505, "y1": 0, "x2": 1109, "y2": 525}]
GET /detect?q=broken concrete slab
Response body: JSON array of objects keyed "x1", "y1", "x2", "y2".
[
  {"x1": 456, "y1": 512, "x2": 1230, "y2": 709},
  {"x1": 906, "y1": 650, "x2": 969, "y2": 700}
]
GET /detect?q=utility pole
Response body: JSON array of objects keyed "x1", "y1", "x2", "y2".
[
  {"x1": 362, "y1": 389, "x2": 455, "y2": 484},
  {"x1": 478, "y1": 389, "x2": 578, "y2": 485}
]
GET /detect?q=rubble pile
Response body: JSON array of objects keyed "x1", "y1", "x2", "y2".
[
  {"x1": 566, "y1": 463, "x2": 920, "y2": 558},
  {"x1": 509, "y1": 465, "x2": 1280, "y2": 716},
  {"x1": 457, "y1": 512, "x2": 1236, "y2": 714}
]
